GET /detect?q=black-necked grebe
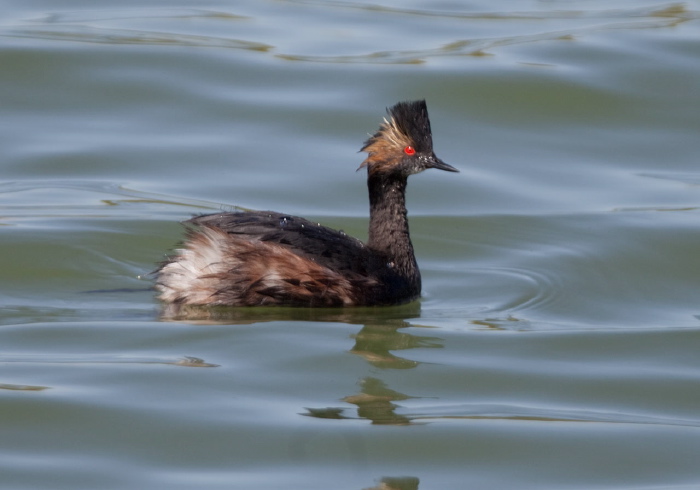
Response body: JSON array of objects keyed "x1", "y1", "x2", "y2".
[{"x1": 156, "y1": 100, "x2": 458, "y2": 307}]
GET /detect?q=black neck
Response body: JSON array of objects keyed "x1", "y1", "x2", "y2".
[{"x1": 367, "y1": 173, "x2": 419, "y2": 281}]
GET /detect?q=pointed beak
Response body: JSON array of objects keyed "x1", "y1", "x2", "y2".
[{"x1": 428, "y1": 154, "x2": 459, "y2": 173}]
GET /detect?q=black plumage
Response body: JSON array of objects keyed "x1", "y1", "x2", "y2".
[
  {"x1": 187, "y1": 211, "x2": 370, "y2": 274},
  {"x1": 155, "y1": 100, "x2": 458, "y2": 307}
]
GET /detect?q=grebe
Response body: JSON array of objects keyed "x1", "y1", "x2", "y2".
[{"x1": 156, "y1": 100, "x2": 458, "y2": 307}]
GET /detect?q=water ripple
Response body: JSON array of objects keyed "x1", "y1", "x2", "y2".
[
  {"x1": 276, "y1": 16, "x2": 688, "y2": 64},
  {"x1": 0, "y1": 353, "x2": 218, "y2": 367},
  {"x1": 282, "y1": 1, "x2": 693, "y2": 21},
  {"x1": 409, "y1": 403, "x2": 700, "y2": 429},
  {"x1": 455, "y1": 265, "x2": 564, "y2": 317},
  {"x1": 0, "y1": 3, "x2": 695, "y2": 64},
  {"x1": 0, "y1": 383, "x2": 50, "y2": 391},
  {"x1": 2, "y1": 25, "x2": 272, "y2": 51},
  {"x1": 40, "y1": 8, "x2": 248, "y2": 23},
  {"x1": 0, "y1": 179, "x2": 238, "y2": 222}
]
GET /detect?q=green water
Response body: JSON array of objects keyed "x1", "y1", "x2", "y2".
[{"x1": 1, "y1": 1, "x2": 700, "y2": 489}]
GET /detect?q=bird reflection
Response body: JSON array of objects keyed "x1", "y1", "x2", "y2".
[
  {"x1": 160, "y1": 300, "x2": 443, "y2": 427},
  {"x1": 159, "y1": 301, "x2": 421, "y2": 324},
  {"x1": 342, "y1": 377, "x2": 413, "y2": 425},
  {"x1": 291, "y1": 312, "x2": 443, "y2": 425},
  {"x1": 304, "y1": 376, "x2": 414, "y2": 425},
  {"x1": 350, "y1": 322, "x2": 442, "y2": 369}
]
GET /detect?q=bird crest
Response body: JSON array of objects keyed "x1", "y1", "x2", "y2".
[{"x1": 359, "y1": 100, "x2": 434, "y2": 173}]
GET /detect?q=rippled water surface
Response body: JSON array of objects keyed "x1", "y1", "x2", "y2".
[{"x1": 2, "y1": 1, "x2": 700, "y2": 488}]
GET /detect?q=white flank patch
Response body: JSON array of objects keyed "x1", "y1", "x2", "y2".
[{"x1": 156, "y1": 227, "x2": 234, "y2": 304}]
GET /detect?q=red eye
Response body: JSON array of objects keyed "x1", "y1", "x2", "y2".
[{"x1": 404, "y1": 146, "x2": 416, "y2": 155}]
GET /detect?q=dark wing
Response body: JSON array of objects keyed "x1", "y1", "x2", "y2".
[{"x1": 187, "y1": 211, "x2": 373, "y2": 274}]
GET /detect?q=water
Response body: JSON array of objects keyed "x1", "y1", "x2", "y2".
[{"x1": 1, "y1": 1, "x2": 700, "y2": 488}]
